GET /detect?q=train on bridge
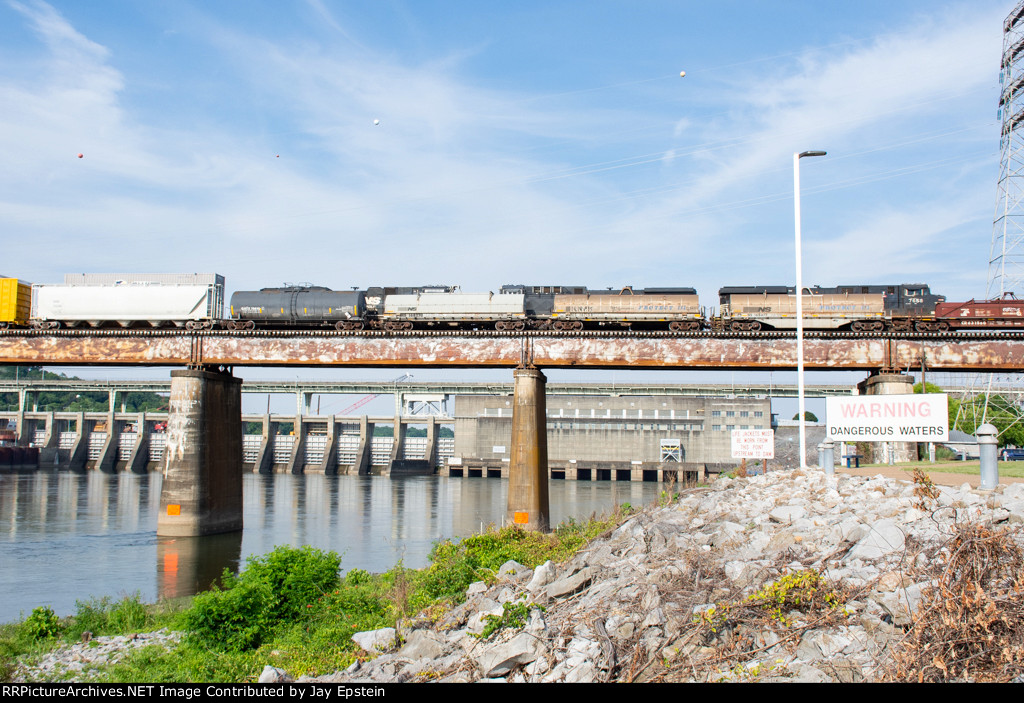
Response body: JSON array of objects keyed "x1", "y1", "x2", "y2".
[{"x1": 2, "y1": 274, "x2": 1023, "y2": 333}]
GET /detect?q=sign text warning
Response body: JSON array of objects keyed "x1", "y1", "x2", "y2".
[{"x1": 826, "y1": 394, "x2": 948, "y2": 442}]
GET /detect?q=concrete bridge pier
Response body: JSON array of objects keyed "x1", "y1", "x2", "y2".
[
  {"x1": 506, "y1": 367, "x2": 550, "y2": 532},
  {"x1": 857, "y1": 372, "x2": 917, "y2": 464},
  {"x1": 157, "y1": 368, "x2": 243, "y2": 537}
]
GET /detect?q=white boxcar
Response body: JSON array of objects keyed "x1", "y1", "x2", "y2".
[
  {"x1": 382, "y1": 291, "x2": 526, "y2": 329},
  {"x1": 32, "y1": 274, "x2": 225, "y2": 328}
]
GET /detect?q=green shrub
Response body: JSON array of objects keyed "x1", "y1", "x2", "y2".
[
  {"x1": 182, "y1": 545, "x2": 341, "y2": 652},
  {"x1": 22, "y1": 607, "x2": 60, "y2": 641},
  {"x1": 185, "y1": 578, "x2": 276, "y2": 652},
  {"x1": 239, "y1": 545, "x2": 341, "y2": 621}
]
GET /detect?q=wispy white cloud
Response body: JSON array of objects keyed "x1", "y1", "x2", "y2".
[
  {"x1": 673, "y1": 6, "x2": 1001, "y2": 208},
  {"x1": 0, "y1": 0, "x2": 1009, "y2": 302}
]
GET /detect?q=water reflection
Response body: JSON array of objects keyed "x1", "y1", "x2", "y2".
[
  {"x1": 157, "y1": 533, "x2": 243, "y2": 601},
  {"x1": 0, "y1": 471, "x2": 661, "y2": 621}
]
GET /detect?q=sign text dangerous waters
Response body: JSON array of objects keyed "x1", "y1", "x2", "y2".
[{"x1": 825, "y1": 394, "x2": 948, "y2": 442}]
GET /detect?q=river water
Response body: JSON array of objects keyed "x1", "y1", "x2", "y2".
[{"x1": 0, "y1": 471, "x2": 662, "y2": 623}]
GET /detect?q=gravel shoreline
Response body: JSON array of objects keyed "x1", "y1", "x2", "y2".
[{"x1": 13, "y1": 467, "x2": 1024, "y2": 683}]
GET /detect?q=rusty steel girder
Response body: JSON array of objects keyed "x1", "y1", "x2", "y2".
[{"x1": 1, "y1": 332, "x2": 1024, "y2": 371}]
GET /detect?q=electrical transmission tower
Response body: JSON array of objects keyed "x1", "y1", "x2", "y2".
[
  {"x1": 940, "y1": 4, "x2": 1024, "y2": 443},
  {"x1": 989, "y1": 1, "x2": 1024, "y2": 298}
]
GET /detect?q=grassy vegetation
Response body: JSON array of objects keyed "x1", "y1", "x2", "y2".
[
  {"x1": 854, "y1": 459, "x2": 1024, "y2": 479},
  {"x1": 2, "y1": 507, "x2": 633, "y2": 683}
]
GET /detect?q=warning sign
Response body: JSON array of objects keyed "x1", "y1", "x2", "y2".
[
  {"x1": 731, "y1": 429, "x2": 775, "y2": 459},
  {"x1": 825, "y1": 394, "x2": 948, "y2": 442}
]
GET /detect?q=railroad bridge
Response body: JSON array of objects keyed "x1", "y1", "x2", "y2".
[
  {"x1": 2, "y1": 328, "x2": 1022, "y2": 535},
  {"x1": 1, "y1": 329, "x2": 1022, "y2": 370}
]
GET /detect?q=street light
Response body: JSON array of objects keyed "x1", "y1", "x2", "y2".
[{"x1": 794, "y1": 150, "x2": 826, "y2": 470}]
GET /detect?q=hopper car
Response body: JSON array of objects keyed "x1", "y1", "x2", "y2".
[
  {"x1": 932, "y1": 294, "x2": 1024, "y2": 330},
  {"x1": 28, "y1": 274, "x2": 224, "y2": 330}
]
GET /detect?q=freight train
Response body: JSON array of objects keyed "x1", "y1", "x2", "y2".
[{"x1": 2, "y1": 274, "x2": 1023, "y2": 332}]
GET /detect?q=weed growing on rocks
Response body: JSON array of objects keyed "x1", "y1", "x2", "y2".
[
  {"x1": 911, "y1": 468, "x2": 940, "y2": 511},
  {"x1": 884, "y1": 521, "x2": 1024, "y2": 682},
  {"x1": 688, "y1": 567, "x2": 849, "y2": 657},
  {"x1": 474, "y1": 601, "x2": 544, "y2": 640},
  {"x1": 745, "y1": 569, "x2": 847, "y2": 627}
]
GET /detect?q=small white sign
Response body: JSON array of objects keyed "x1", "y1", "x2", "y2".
[
  {"x1": 731, "y1": 429, "x2": 775, "y2": 459},
  {"x1": 492, "y1": 445, "x2": 506, "y2": 454},
  {"x1": 826, "y1": 394, "x2": 948, "y2": 442}
]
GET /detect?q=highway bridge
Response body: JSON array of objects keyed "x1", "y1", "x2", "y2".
[{"x1": 0, "y1": 378, "x2": 857, "y2": 416}]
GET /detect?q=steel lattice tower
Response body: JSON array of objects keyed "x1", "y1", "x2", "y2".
[{"x1": 989, "y1": 1, "x2": 1024, "y2": 298}]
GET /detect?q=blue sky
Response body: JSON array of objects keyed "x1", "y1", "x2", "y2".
[
  {"x1": 1, "y1": 0, "x2": 1011, "y2": 300},
  {"x1": 0, "y1": 0, "x2": 1015, "y2": 408}
]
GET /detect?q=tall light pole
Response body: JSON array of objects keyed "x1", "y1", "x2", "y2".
[{"x1": 794, "y1": 150, "x2": 826, "y2": 470}]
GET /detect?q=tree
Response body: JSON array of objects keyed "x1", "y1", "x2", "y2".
[
  {"x1": 949, "y1": 393, "x2": 1024, "y2": 448},
  {"x1": 0, "y1": 366, "x2": 168, "y2": 412},
  {"x1": 792, "y1": 411, "x2": 818, "y2": 422}
]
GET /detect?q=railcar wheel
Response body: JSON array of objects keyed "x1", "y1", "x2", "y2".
[{"x1": 853, "y1": 320, "x2": 884, "y2": 332}]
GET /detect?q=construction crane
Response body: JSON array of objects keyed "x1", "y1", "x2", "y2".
[{"x1": 338, "y1": 373, "x2": 413, "y2": 415}]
